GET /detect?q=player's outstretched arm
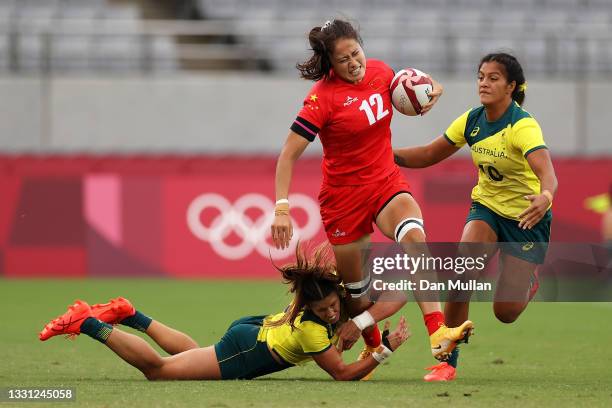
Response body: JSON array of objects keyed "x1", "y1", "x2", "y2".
[
  {"x1": 272, "y1": 131, "x2": 310, "y2": 249},
  {"x1": 336, "y1": 294, "x2": 407, "y2": 351},
  {"x1": 313, "y1": 318, "x2": 410, "y2": 381},
  {"x1": 393, "y1": 135, "x2": 460, "y2": 169}
]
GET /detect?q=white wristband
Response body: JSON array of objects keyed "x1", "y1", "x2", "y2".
[
  {"x1": 351, "y1": 311, "x2": 375, "y2": 331},
  {"x1": 275, "y1": 198, "x2": 289, "y2": 205},
  {"x1": 372, "y1": 345, "x2": 393, "y2": 363}
]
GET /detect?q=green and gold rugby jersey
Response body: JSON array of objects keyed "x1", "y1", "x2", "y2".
[
  {"x1": 258, "y1": 310, "x2": 339, "y2": 365},
  {"x1": 444, "y1": 101, "x2": 547, "y2": 220}
]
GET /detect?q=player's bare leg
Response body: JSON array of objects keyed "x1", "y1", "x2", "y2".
[
  {"x1": 445, "y1": 220, "x2": 499, "y2": 327},
  {"x1": 376, "y1": 193, "x2": 473, "y2": 361},
  {"x1": 424, "y1": 220, "x2": 498, "y2": 381},
  {"x1": 332, "y1": 234, "x2": 378, "y2": 309},
  {"x1": 145, "y1": 321, "x2": 199, "y2": 355},
  {"x1": 333, "y1": 235, "x2": 391, "y2": 380},
  {"x1": 376, "y1": 193, "x2": 441, "y2": 314},
  {"x1": 493, "y1": 253, "x2": 539, "y2": 323},
  {"x1": 91, "y1": 297, "x2": 199, "y2": 355},
  {"x1": 39, "y1": 301, "x2": 221, "y2": 380},
  {"x1": 333, "y1": 236, "x2": 407, "y2": 334},
  {"x1": 105, "y1": 329, "x2": 221, "y2": 380}
]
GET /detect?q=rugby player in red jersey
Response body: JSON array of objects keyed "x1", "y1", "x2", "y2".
[{"x1": 270, "y1": 19, "x2": 473, "y2": 381}]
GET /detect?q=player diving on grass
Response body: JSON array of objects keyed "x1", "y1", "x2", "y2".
[
  {"x1": 39, "y1": 245, "x2": 410, "y2": 381},
  {"x1": 270, "y1": 18, "x2": 473, "y2": 380},
  {"x1": 393, "y1": 52, "x2": 558, "y2": 381}
]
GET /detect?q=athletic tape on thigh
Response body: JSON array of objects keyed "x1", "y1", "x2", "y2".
[
  {"x1": 344, "y1": 274, "x2": 372, "y2": 298},
  {"x1": 395, "y1": 218, "x2": 425, "y2": 242}
]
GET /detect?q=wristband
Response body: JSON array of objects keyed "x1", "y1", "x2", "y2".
[
  {"x1": 542, "y1": 190, "x2": 553, "y2": 205},
  {"x1": 275, "y1": 199, "x2": 289, "y2": 205},
  {"x1": 371, "y1": 345, "x2": 392, "y2": 363},
  {"x1": 274, "y1": 201, "x2": 290, "y2": 216},
  {"x1": 352, "y1": 311, "x2": 375, "y2": 331},
  {"x1": 381, "y1": 327, "x2": 392, "y2": 351}
]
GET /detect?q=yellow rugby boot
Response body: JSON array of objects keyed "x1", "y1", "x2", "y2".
[{"x1": 429, "y1": 320, "x2": 474, "y2": 360}]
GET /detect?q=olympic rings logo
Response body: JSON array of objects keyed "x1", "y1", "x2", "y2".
[{"x1": 186, "y1": 193, "x2": 321, "y2": 260}]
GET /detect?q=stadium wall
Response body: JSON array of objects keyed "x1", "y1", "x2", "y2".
[
  {"x1": 0, "y1": 76, "x2": 610, "y2": 155},
  {"x1": 0, "y1": 156, "x2": 609, "y2": 278}
]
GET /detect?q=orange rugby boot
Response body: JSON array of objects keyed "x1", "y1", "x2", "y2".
[
  {"x1": 39, "y1": 300, "x2": 92, "y2": 341},
  {"x1": 423, "y1": 362, "x2": 456, "y2": 382},
  {"x1": 91, "y1": 297, "x2": 135, "y2": 325}
]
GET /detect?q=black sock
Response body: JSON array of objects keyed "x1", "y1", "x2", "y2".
[
  {"x1": 80, "y1": 317, "x2": 113, "y2": 344},
  {"x1": 120, "y1": 311, "x2": 153, "y2": 332}
]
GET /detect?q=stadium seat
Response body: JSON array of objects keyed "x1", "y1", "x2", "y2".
[
  {"x1": 499, "y1": 0, "x2": 540, "y2": 8},
  {"x1": 488, "y1": 10, "x2": 529, "y2": 33},
  {"x1": 150, "y1": 36, "x2": 179, "y2": 72},
  {"x1": 91, "y1": 34, "x2": 141, "y2": 72},
  {"x1": 522, "y1": 37, "x2": 548, "y2": 74},
  {"x1": 0, "y1": 32, "x2": 9, "y2": 71},
  {"x1": 15, "y1": 0, "x2": 59, "y2": 21},
  {"x1": 50, "y1": 34, "x2": 92, "y2": 72},
  {"x1": 534, "y1": 11, "x2": 570, "y2": 33},
  {"x1": 399, "y1": 38, "x2": 446, "y2": 74},
  {"x1": 362, "y1": 37, "x2": 394, "y2": 65},
  {"x1": 16, "y1": 34, "x2": 45, "y2": 72},
  {"x1": 57, "y1": 0, "x2": 103, "y2": 19}
]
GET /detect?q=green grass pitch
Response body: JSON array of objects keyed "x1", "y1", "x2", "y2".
[{"x1": 1, "y1": 279, "x2": 611, "y2": 407}]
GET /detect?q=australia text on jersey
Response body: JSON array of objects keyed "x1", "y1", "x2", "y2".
[{"x1": 471, "y1": 146, "x2": 507, "y2": 159}]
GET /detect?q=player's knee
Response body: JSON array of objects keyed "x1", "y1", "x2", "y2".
[
  {"x1": 144, "y1": 370, "x2": 159, "y2": 381},
  {"x1": 143, "y1": 364, "x2": 167, "y2": 381},
  {"x1": 493, "y1": 304, "x2": 522, "y2": 324},
  {"x1": 184, "y1": 338, "x2": 199, "y2": 350},
  {"x1": 495, "y1": 312, "x2": 518, "y2": 324},
  {"x1": 142, "y1": 358, "x2": 166, "y2": 380},
  {"x1": 394, "y1": 218, "x2": 425, "y2": 243}
]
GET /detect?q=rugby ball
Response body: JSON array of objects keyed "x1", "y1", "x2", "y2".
[{"x1": 390, "y1": 68, "x2": 433, "y2": 116}]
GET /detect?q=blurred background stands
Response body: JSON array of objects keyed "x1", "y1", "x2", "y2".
[{"x1": 0, "y1": 0, "x2": 609, "y2": 76}]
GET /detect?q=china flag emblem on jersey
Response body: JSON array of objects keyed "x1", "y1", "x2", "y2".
[{"x1": 308, "y1": 94, "x2": 319, "y2": 110}]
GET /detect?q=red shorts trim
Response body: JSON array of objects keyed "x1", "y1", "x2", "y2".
[{"x1": 318, "y1": 169, "x2": 411, "y2": 245}]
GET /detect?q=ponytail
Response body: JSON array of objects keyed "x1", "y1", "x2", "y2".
[{"x1": 296, "y1": 19, "x2": 362, "y2": 82}]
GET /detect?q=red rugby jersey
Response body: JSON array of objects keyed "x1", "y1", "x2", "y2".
[{"x1": 291, "y1": 59, "x2": 399, "y2": 186}]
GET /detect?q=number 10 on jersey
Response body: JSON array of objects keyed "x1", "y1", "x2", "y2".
[{"x1": 359, "y1": 93, "x2": 389, "y2": 125}]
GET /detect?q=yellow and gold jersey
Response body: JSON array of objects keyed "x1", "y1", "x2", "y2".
[
  {"x1": 444, "y1": 101, "x2": 547, "y2": 220},
  {"x1": 258, "y1": 310, "x2": 339, "y2": 365}
]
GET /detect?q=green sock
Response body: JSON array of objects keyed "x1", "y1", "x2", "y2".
[
  {"x1": 448, "y1": 347, "x2": 460, "y2": 368},
  {"x1": 120, "y1": 311, "x2": 152, "y2": 332},
  {"x1": 80, "y1": 317, "x2": 113, "y2": 344}
]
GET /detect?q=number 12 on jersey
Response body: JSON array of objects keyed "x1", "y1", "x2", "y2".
[{"x1": 359, "y1": 93, "x2": 389, "y2": 125}]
